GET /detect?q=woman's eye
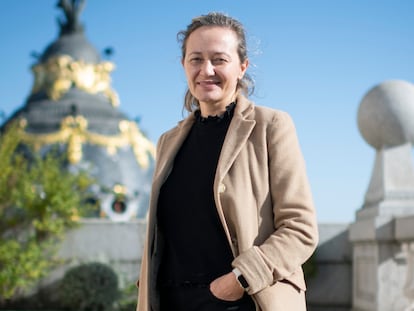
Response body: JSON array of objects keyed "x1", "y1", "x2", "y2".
[
  {"x1": 189, "y1": 58, "x2": 203, "y2": 64},
  {"x1": 212, "y1": 58, "x2": 226, "y2": 65}
]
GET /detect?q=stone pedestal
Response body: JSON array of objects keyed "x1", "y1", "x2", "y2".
[
  {"x1": 350, "y1": 144, "x2": 414, "y2": 311},
  {"x1": 359, "y1": 143, "x2": 414, "y2": 218},
  {"x1": 350, "y1": 222, "x2": 408, "y2": 311}
]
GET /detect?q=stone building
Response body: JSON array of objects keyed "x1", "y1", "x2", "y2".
[
  {"x1": 3, "y1": 0, "x2": 155, "y2": 222},
  {"x1": 1, "y1": 1, "x2": 153, "y2": 301}
]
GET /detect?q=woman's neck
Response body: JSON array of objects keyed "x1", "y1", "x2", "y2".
[{"x1": 199, "y1": 99, "x2": 236, "y2": 117}]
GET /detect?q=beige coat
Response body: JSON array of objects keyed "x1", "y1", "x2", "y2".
[{"x1": 137, "y1": 95, "x2": 318, "y2": 311}]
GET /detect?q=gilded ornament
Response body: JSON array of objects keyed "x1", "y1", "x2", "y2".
[
  {"x1": 31, "y1": 55, "x2": 120, "y2": 106},
  {"x1": 18, "y1": 116, "x2": 155, "y2": 168},
  {"x1": 113, "y1": 184, "x2": 127, "y2": 195}
]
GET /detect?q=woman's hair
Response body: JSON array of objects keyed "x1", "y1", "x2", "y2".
[{"x1": 177, "y1": 12, "x2": 254, "y2": 113}]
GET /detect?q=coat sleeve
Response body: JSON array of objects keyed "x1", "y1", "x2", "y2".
[{"x1": 232, "y1": 111, "x2": 318, "y2": 295}]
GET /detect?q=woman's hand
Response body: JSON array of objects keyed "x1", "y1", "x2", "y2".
[{"x1": 209, "y1": 271, "x2": 245, "y2": 301}]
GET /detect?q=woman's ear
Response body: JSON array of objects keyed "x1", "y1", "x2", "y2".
[{"x1": 239, "y1": 59, "x2": 249, "y2": 79}]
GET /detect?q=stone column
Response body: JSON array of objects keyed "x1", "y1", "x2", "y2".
[{"x1": 350, "y1": 80, "x2": 414, "y2": 311}]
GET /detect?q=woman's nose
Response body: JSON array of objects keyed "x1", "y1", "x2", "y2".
[{"x1": 201, "y1": 60, "x2": 215, "y2": 76}]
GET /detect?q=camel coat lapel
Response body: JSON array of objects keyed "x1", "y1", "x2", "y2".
[
  {"x1": 215, "y1": 96, "x2": 255, "y2": 181},
  {"x1": 213, "y1": 96, "x2": 256, "y2": 247}
]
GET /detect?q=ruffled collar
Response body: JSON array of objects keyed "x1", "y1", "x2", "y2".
[{"x1": 195, "y1": 102, "x2": 236, "y2": 124}]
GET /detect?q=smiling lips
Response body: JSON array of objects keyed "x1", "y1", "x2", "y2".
[{"x1": 198, "y1": 80, "x2": 220, "y2": 87}]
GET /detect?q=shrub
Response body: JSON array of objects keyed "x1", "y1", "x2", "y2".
[
  {"x1": 114, "y1": 283, "x2": 138, "y2": 311},
  {"x1": 0, "y1": 123, "x2": 95, "y2": 301},
  {"x1": 59, "y1": 262, "x2": 119, "y2": 311}
]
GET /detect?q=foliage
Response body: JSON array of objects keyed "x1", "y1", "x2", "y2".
[
  {"x1": 58, "y1": 262, "x2": 119, "y2": 311},
  {"x1": 114, "y1": 283, "x2": 138, "y2": 311},
  {"x1": 0, "y1": 122, "x2": 95, "y2": 301},
  {"x1": 303, "y1": 252, "x2": 318, "y2": 280}
]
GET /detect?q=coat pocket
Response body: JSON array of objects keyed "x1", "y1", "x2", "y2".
[{"x1": 254, "y1": 279, "x2": 306, "y2": 311}]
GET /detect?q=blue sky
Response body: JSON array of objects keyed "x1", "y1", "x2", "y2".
[{"x1": 1, "y1": 0, "x2": 414, "y2": 223}]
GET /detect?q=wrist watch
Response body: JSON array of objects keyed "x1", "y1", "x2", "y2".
[{"x1": 232, "y1": 268, "x2": 249, "y2": 290}]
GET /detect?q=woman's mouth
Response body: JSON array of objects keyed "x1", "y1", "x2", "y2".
[{"x1": 198, "y1": 80, "x2": 220, "y2": 86}]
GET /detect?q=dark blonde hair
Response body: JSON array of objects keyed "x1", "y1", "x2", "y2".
[{"x1": 177, "y1": 12, "x2": 254, "y2": 113}]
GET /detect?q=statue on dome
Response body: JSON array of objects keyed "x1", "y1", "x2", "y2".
[{"x1": 57, "y1": 0, "x2": 85, "y2": 34}]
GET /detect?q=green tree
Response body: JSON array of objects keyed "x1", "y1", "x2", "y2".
[{"x1": 0, "y1": 122, "x2": 95, "y2": 301}]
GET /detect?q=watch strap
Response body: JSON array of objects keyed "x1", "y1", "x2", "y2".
[{"x1": 232, "y1": 268, "x2": 249, "y2": 290}]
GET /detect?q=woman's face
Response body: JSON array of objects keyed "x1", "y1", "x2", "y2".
[{"x1": 182, "y1": 26, "x2": 248, "y2": 116}]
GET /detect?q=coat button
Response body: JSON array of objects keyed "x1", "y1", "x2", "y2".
[{"x1": 218, "y1": 183, "x2": 226, "y2": 193}]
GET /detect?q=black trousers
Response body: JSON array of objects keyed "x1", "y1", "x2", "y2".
[{"x1": 160, "y1": 285, "x2": 256, "y2": 311}]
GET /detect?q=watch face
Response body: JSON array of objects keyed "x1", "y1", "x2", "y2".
[{"x1": 238, "y1": 275, "x2": 249, "y2": 289}]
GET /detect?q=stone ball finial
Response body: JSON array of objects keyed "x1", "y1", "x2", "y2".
[{"x1": 357, "y1": 80, "x2": 414, "y2": 149}]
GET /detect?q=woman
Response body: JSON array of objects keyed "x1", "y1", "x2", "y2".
[{"x1": 137, "y1": 12, "x2": 318, "y2": 311}]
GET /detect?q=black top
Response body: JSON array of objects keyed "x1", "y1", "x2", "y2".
[{"x1": 157, "y1": 103, "x2": 236, "y2": 286}]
